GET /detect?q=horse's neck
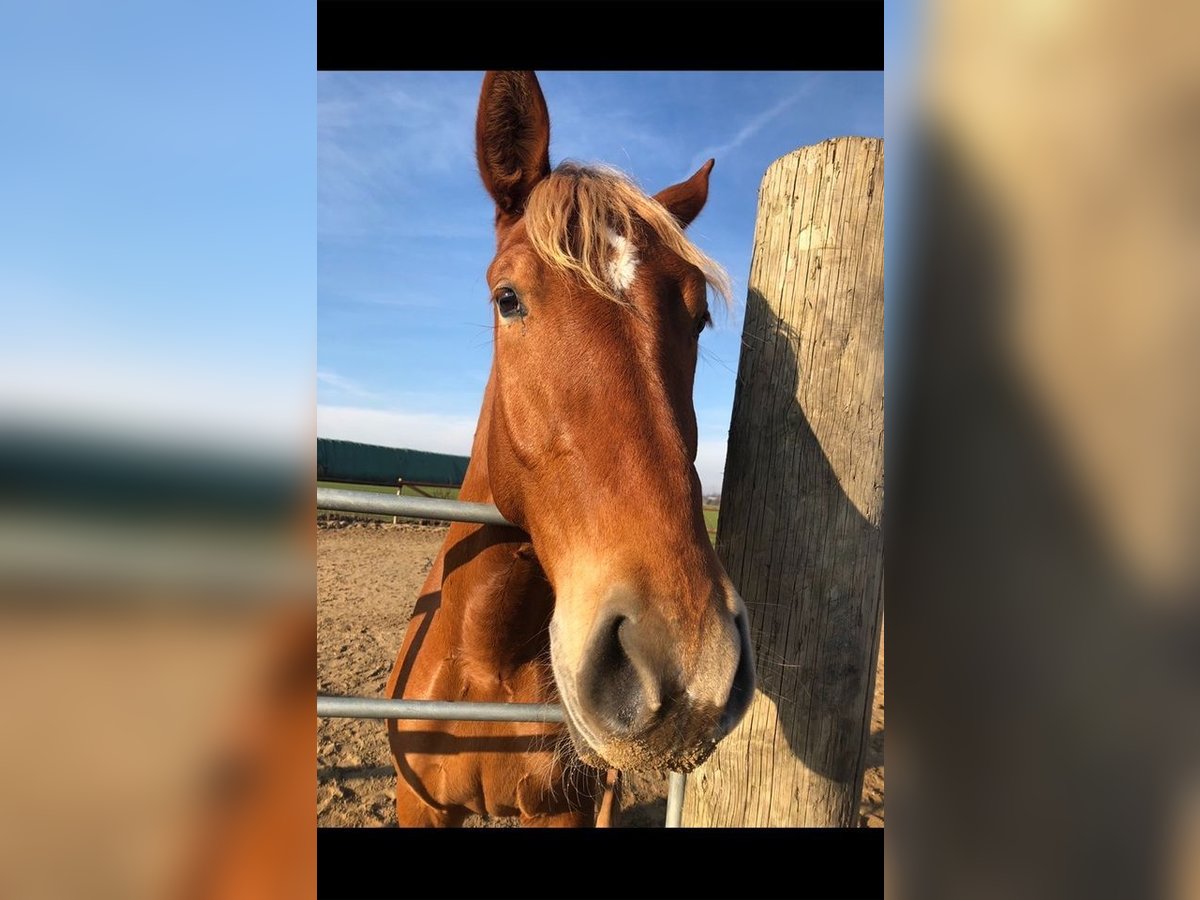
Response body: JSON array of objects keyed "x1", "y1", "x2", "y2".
[
  {"x1": 440, "y1": 371, "x2": 554, "y2": 685},
  {"x1": 457, "y1": 368, "x2": 499, "y2": 505}
]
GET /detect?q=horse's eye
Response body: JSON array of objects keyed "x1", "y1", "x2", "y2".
[
  {"x1": 494, "y1": 286, "x2": 523, "y2": 318},
  {"x1": 696, "y1": 310, "x2": 712, "y2": 338}
]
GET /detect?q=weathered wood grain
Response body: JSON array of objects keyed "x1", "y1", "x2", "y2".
[{"x1": 684, "y1": 137, "x2": 884, "y2": 827}]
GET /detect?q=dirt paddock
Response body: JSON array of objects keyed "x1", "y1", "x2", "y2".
[{"x1": 317, "y1": 521, "x2": 884, "y2": 827}]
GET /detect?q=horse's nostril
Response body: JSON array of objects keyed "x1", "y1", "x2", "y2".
[
  {"x1": 578, "y1": 612, "x2": 668, "y2": 736},
  {"x1": 718, "y1": 611, "x2": 756, "y2": 736}
]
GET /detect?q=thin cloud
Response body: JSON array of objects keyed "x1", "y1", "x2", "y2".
[
  {"x1": 689, "y1": 82, "x2": 817, "y2": 172},
  {"x1": 316, "y1": 370, "x2": 379, "y2": 400},
  {"x1": 543, "y1": 79, "x2": 677, "y2": 169},
  {"x1": 317, "y1": 404, "x2": 478, "y2": 456},
  {"x1": 318, "y1": 72, "x2": 480, "y2": 241}
]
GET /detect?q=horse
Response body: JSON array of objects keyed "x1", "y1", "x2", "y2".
[{"x1": 385, "y1": 71, "x2": 756, "y2": 827}]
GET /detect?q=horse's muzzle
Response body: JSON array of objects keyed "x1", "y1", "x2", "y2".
[{"x1": 553, "y1": 593, "x2": 755, "y2": 772}]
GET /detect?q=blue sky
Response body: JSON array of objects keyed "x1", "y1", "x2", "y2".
[
  {"x1": 318, "y1": 72, "x2": 883, "y2": 492},
  {"x1": 0, "y1": 1, "x2": 315, "y2": 457}
]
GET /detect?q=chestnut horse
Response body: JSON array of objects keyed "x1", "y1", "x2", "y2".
[{"x1": 385, "y1": 71, "x2": 756, "y2": 827}]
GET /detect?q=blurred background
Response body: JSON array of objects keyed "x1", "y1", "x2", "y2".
[
  {"x1": 2, "y1": 0, "x2": 1197, "y2": 896},
  {"x1": 0, "y1": 2, "x2": 315, "y2": 897},
  {"x1": 887, "y1": 1, "x2": 1200, "y2": 898}
]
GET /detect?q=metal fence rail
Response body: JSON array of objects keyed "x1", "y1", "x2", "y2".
[
  {"x1": 665, "y1": 772, "x2": 688, "y2": 828},
  {"x1": 316, "y1": 485, "x2": 688, "y2": 827},
  {"x1": 317, "y1": 487, "x2": 515, "y2": 527},
  {"x1": 317, "y1": 695, "x2": 564, "y2": 723}
]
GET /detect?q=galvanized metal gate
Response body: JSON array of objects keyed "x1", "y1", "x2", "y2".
[{"x1": 316, "y1": 486, "x2": 688, "y2": 826}]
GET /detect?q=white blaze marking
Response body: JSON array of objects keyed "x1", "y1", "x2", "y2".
[{"x1": 606, "y1": 229, "x2": 639, "y2": 292}]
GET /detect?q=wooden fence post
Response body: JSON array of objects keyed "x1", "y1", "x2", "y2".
[{"x1": 684, "y1": 137, "x2": 884, "y2": 826}]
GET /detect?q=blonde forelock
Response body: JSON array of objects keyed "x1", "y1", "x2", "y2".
[{"x1": 522, "y1": 163, "x2": 732, "y2": 307}]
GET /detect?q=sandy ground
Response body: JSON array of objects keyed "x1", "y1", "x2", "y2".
[{"x1": 317, "y1": 520, "x2": 884, "y2": 827}]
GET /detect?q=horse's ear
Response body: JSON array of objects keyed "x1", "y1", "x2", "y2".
[
  {"x1": 476, "y1": 71, "x2": 552, "y2": 218},
  {"x1": 654, "y1": 159, "x2": 714, "y2": 228}
]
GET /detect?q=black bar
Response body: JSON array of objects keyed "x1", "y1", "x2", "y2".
[
  {"x1": 318, "y1": 827, "x2": 884, "y2": 899},
  {"x1": 318, "y1": 1, "x2": 884, "y2": 72}
]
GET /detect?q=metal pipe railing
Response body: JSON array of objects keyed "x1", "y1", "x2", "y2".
[
  {"x1": 317, "y1": 695, "x2": 564, "y2": 723},
  {"x1": 317, "y1": 487, "x2": 516, "y2": 528},
  {"x1": 665, "y1": 771, "x2": 688, "y2": 827},
  {"x1": 316, "y1": 484, "x2": 690, "y2": 825}
]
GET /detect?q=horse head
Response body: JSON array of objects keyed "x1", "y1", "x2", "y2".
[{"x1": 475, "y1": 71, "x2": 755, "y2": 773}]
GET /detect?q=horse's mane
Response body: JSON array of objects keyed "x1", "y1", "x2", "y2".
[{"x1": 523, "y1": 162, "x2": 732, "y2": 306}]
